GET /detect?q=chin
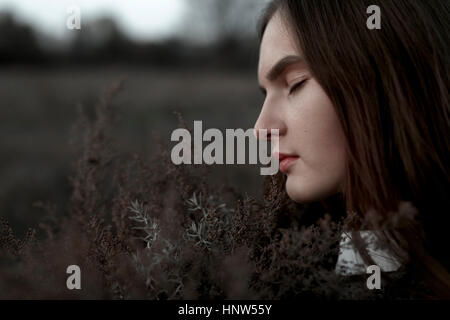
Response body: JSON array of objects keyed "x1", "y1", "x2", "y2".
[
  {"x1": 285, "y1": 175, "x2": 337, "y2": 204},
  {"x1": 285, "y1": 176, "x2": 314, "y2": 203}
]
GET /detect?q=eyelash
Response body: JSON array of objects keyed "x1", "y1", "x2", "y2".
[{"x1": 288, "y1": 79, "x2": 307, "y2": 95}]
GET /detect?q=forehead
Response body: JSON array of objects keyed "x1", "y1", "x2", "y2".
[{"x1": 258, "y1": 12, "x2": 300, "y2": 80}]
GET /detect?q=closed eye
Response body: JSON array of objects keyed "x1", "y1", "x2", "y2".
[{"x1": 289, "y1": 79, "x2": 307, "y2": 95}]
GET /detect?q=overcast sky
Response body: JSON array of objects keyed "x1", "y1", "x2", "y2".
[{"x1": 0, "y1": 0, "x2": 186, "y2": 41}]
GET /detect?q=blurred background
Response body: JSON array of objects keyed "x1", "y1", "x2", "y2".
[{"x1": 0, "y1": 0, "x2": 270, "y2": 234}]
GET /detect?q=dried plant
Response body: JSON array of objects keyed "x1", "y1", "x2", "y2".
[{"x1": 0, "y1": 80, "x2": 430, "y2": 299}]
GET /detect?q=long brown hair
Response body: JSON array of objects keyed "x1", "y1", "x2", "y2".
[{"x1": 259, "y1": 0, "x2": 450, "y2": 297}]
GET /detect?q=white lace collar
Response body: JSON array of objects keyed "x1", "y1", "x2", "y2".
[{"x1": 335, "y1": 231, "x2": 402, "y2": 276}]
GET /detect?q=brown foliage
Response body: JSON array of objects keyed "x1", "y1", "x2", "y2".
[{"x1": 0, "y1": 81, "x2": 425, "y2": 299}]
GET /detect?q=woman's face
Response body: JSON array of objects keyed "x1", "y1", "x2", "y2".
[{"x1": 255, "y1": 12, "x2": 348, "y2": 203}]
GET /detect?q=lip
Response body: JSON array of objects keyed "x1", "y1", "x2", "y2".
[{"x1": 274, "y1": 152, "x2": 299, "y2": 173}]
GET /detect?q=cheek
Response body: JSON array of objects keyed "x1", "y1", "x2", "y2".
[
  {"x1": 289, "y1": 80, "x2": 347, "y2": 169},
  {"x1": 285, "y1": 153, "x2": 347, "y2": 203},
  {"x1": 285, "y1": 80, "x2": 347, "y2": 202}
]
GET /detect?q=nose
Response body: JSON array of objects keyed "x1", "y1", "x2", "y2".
[{"x1": 253, "y1": 98, "x2": 286, "y2": 141}]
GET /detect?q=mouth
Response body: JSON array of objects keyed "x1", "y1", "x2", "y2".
[{"x1": 274, "y1": 152, "x2": 299, "y2": 173}]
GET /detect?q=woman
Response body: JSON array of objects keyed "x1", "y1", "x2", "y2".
[{"x1": 254, "y1": 0, "x2": 450, "y2": 298}]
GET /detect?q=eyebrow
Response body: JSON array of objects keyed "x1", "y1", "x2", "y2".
[
  {"x1": 266, "y1": 55, "x2": 304, "y2": 81},
  {"x1": 258, "y1": 55, "x2": 305, "y2": 95}
]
